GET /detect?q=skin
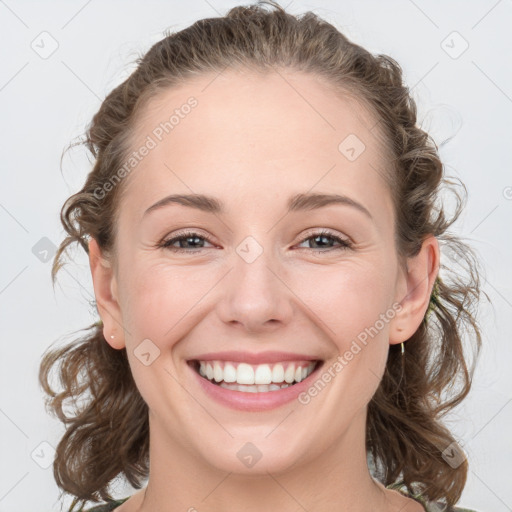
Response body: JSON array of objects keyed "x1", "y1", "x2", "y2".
[{"x1": 88, "y1": 68, "x2": 438, "y2": 512}]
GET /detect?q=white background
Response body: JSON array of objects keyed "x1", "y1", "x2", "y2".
[{"x1": 1, "y1": 1, "x2": 511, "y2": 511}]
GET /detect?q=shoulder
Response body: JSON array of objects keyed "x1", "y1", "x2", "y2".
[
  {"x1": 385, "y1": 482, "x2": 479, "y2": 512},
  {"x1": 418, "y1": 499, "x2": 480, "y2": 512},
  {"x1": 82, "y1": 497, "x2": 130, "y2": 511},
  {"x1": 425, "y1": 504, "x2": 480, "y2": 512},
  {"x1": 79, "y1": 493, "x2": 479, "y2": 512}
]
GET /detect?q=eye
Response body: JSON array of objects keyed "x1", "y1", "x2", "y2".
[
  {"x1": 158, "y1": 231, "x2": 214, "y2": 253},
  {"x1": 157, "y1": 229, "x2": 352, "y2": 254},
  {"x1": 295, "y1": 229, "x2": 353, "y2": 253}
]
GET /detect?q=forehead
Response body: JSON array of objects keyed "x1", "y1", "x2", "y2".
[{"x1": 119, "y1": 68, "x2": 393, "y2": 221}]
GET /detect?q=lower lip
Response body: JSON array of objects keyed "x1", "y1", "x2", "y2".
[{"x1": 188, "y1": 361, "x2": 323, "y2": 412}]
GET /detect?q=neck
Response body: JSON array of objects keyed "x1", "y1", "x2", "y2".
[{"x1": 135, "y1": 408, "x2": 392, "y2": 512}]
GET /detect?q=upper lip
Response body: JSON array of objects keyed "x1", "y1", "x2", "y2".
[{"x1": 188, "y1": 351, "x2": 321, "y2": 365}]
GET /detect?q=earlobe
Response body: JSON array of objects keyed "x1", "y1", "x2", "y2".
[
  {"x1": 389, "y1": 235, "x2": 440, "y2": 346},
  {"x1": 88, "y1": 237, "x2": 126, "y2": 350}
]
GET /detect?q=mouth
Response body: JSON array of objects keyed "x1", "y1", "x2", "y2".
[{"x1": 187, "y1": 359, "x2": 323, "y2": 393}]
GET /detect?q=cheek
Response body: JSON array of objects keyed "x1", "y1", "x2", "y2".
[
  {"x1": 119, "y1": 261, "x2": 218, "y2": 342},
  {"x1": 118, "y1": 246, "x2": 394, "y2": 343},
  {"x1": 118, "y1": 264, "x2": 210, "y2": 407},
  {"x1": 298, "y1": 263, "x2": 392, "y2": 389},
  {"x1": 297, "y1": 262, "x2": 392, "y2": 339}
]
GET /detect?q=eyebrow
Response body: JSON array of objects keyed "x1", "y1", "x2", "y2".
[{"x1": 143, "y1": 192, "x2": 373, "y2": 220}]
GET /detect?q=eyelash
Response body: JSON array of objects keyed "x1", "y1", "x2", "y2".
[{"x1": 158, "y1": 229, "x2": 353, "y2": 254}]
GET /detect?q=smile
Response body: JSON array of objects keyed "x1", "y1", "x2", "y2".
[{"x1": 194, "y1": 360, "x2": 318, "y2": 393}]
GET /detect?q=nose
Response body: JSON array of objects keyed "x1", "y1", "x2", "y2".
[{"x1": 216, "y1": 240, "x2": 294, "y2": 333}]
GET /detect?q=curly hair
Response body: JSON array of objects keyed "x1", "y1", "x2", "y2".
[{"x1": 39, "y1": 1, "x2": 487, "y2": 510}]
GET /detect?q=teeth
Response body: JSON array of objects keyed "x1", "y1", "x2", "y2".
[
  {"x1": 197, "y1": 360, "x2": 317, "y2": 387},
  {"x1": 237, "y1": 363, "x2": 255, "y2": 384},
  {"x1": 223, "y1": 363, "x2": 237, "y2": 383},
  {"x1": 254, "y1": 364, "x2": 272, "y2": 384},
  {"x1": 219, "y1": 382, "x2": 291, "y2": 393},
  {"x1": 213, "y1": 362, "x2": 223, "y2": 382},
  {"x1": 272, "y1": 364, "x2": 285, "y2": 383},
  {"x1": 206, "y1": 363, "x2": 214, "y2": 381},
  {"x1": 284, "y1": 364, "x2": 295, "y2": 383}
]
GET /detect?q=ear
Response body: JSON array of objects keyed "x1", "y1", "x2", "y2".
[
  {"x1": 88, "y1": 237, "x2": 125, "y2": 349},
  {"x1": 389, "y1": 235, "x2": 440, "y2": 345}
]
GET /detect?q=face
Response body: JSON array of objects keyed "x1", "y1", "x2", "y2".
[{"x1": 90, "y1": 68, "x2": 437, "y2": 476}]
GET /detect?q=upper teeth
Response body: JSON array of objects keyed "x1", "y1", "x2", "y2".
[{"x1": 198, "y1": 360, "x2": 317, "y2": 385}]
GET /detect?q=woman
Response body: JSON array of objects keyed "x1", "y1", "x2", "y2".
[{"x1": 39, "y1": 2, "x2": 485, "y2": 511}]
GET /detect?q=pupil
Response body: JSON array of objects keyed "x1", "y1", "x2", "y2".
[
  {"x1": 184, "y1": 236, "x2": 201, "y2": 248},
  {"x1": 313, "y1": 235, "x2": 329, "y2": 248}
]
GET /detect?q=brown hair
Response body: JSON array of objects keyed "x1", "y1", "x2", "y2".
[{"x1": 39, "y1": 1, "x2": 487, "y2": 510}]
